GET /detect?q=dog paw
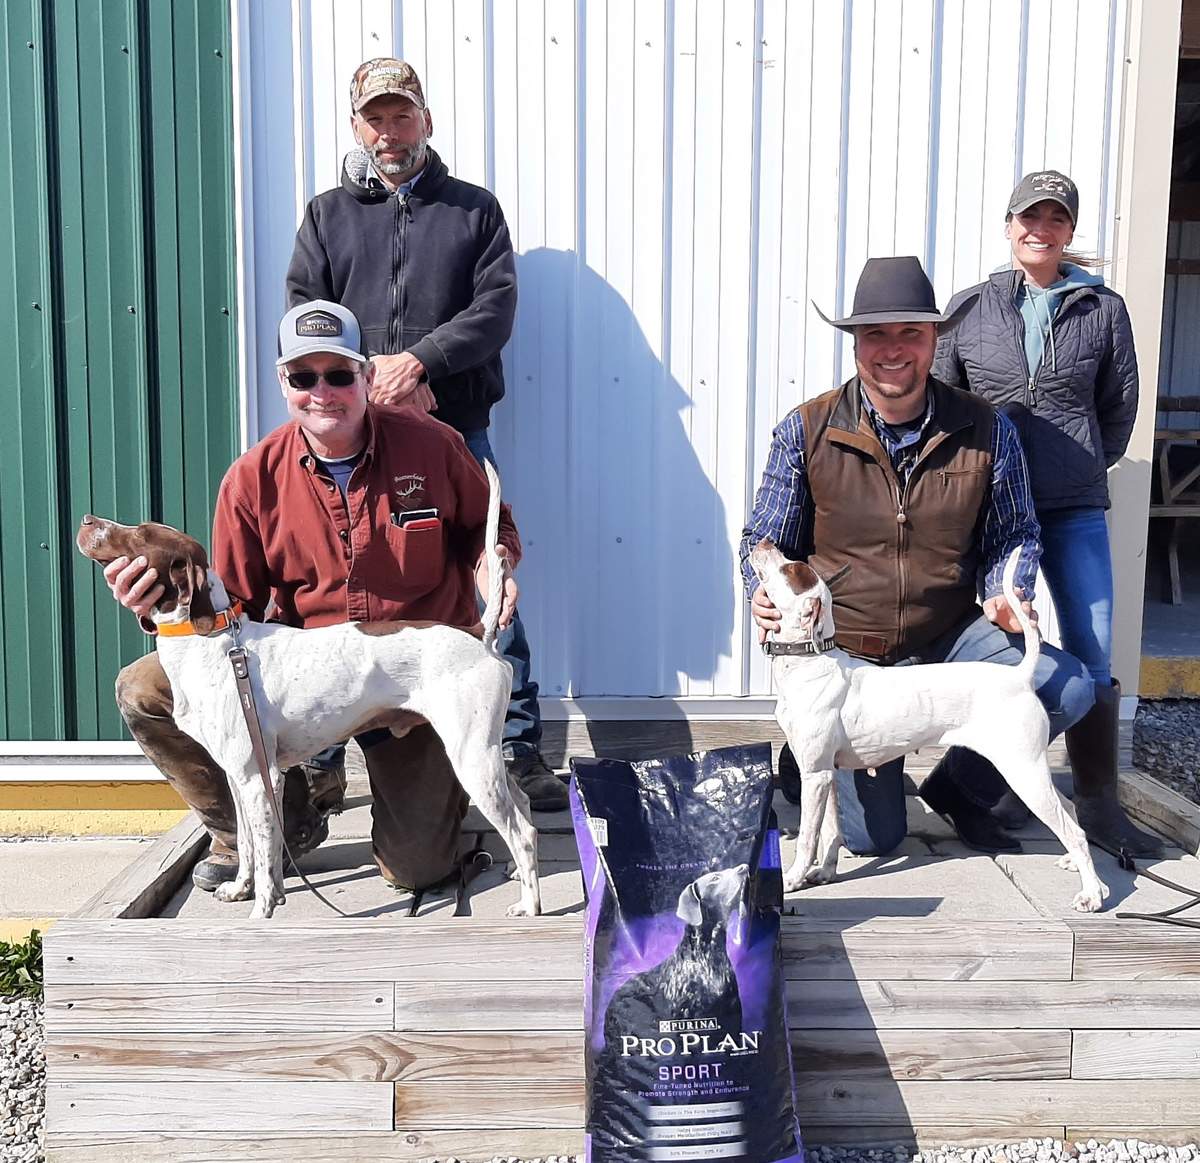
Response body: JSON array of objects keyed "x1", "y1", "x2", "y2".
[
  {"x1": 1071, "y1": 887, "x2": 1105, "y2": 913},
  {"x1": 214, "y1": 881, "x2": 252, "y2": 903},
  {"x1": 804, "y1": 865, "x2": 837, "y2": 886},
  {"x1": 248, "y1": 902, "x2": 275, "y2": 920},
  {"x1": 506, "y1": 901, "x2": 537, "y2": 918}
]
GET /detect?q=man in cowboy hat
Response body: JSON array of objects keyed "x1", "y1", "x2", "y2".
[{"x1": 740, "y1": 255, "x2": 1095, "y2": 856}]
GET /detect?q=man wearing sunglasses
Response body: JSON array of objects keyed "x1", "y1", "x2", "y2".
[
  {"x1": 104, "y1": 299, "x2": 525, "y2": 896},
  {"x1": 284, "y1": 57, "x2": 566, "y2": 814}
]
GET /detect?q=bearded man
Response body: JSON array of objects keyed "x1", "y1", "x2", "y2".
[{"x1": 286, "y1": 58, "x2": 565, "y2": 812}]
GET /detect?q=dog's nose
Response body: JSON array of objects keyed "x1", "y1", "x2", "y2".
[{"x1": 81, "y1": 514, "x2": 94, "y2": 526}]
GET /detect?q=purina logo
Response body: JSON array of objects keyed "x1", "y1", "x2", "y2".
[{"x1": 295, "y1": 310, "x2": 342, "y2": 338}]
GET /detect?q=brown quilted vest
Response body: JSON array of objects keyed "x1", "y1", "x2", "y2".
[{"x1": 798, "y1": 377, "x2": 995, "y2": 663}]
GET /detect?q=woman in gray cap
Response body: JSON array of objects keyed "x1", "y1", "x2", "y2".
[{"x1": 933, "y1": 169, "x2": 1159, "y2": 857}]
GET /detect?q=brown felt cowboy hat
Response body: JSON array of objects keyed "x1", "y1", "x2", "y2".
[{"x1": 814, "y1": 256, "x2": 977, "y2": 334}]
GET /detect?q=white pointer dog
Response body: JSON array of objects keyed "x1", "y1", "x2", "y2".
[
  {"x1": 750, "y1": 538, "x2": 1108, "y2": 913},
  {"x1": 77, "y1": 462, "x2": 541, "y2": 921}
]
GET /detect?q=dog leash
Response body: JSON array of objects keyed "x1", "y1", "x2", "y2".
[
  {"x1": 1094, "y1": 840, "x2": 1200, "y2": 931},
  {"x1": 226, "y1": 636, "x2": 353, "y2": 918}
]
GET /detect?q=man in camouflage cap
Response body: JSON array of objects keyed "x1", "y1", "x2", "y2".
[{"x1": 286, "y1": 58, "x2": 566, "y2": 812}]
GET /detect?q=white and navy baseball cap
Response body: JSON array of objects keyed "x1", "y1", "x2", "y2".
[{"x1": 276, "y1": 300, "x2": 366, "y2": 367}]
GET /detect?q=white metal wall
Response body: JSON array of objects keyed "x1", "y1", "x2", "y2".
[{"x1": 234, "y1": 0, "x2": 1129, "y2": 707}]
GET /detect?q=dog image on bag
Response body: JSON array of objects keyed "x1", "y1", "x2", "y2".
[
  {"x1": 751, "y1": 536, "x2": 1107, "y2": 913},
  {"x1": 572, "y1": 746, "x2": 805, "y2": 1163},
  {"x1": 76, "y1": 459, "x2": 541, "y2": 921},
  {"x1": 602, "y1": 865, "x2": 750, "y2": 1050}
]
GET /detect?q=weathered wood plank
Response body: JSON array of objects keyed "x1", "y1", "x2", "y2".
[
  {"x1": 45, "y1": 1081, "x2": 394, "y2": 1132},
  {"x1": 70, "y1": 815, "x2": 209, "y2": 921},
  {"x1": 1070, "y1": 918, "x2": 1200, "y2": 979},
  {"x1": 394, "y1": 1080, "x2": 584, "y2": 1129},
  {"x1": 1118, "y1": 769, "x2": 1200, "y2": 855},
  {"x1": 1072, "y1": 1029, "x2": 1200, "y2": 1078},
  {"x1": 794, "y1": 1079, "x2": 1200, "y2": 1126},
  {"x1": 45, "y1": 1130, "x2": 584, "y2": 1162},
  {"x1": 394, "y1": 982, "x2": 581, "y2": 1032},
  {"x1": 42, "y1": 920, "x2": 583, "y2": 984},
  {"x1": 42, "y1": 917, "x2": 1071, "y2": 984},
  {"x1": 791, "y1": 1029, "x2": 1071, "y2": 1081},
  {"x1": 46, "y1": 1028, "x2": 1067, "y2": 1084},
  {"x1": 390, "y1": 979, "x2": 1200, "y2": 1031},
  {"x1": 46, "y1": 1030, "x2": 583, "y2": 1082},
  {"x1": 785, "y1": 980, "x2": 1200, "y2": 1029},
  {"x1": 788, "y1": 919, "x2": 1072, "y2": 981},
  {"x1": 44, "y1": 984, "x2": 395, "y2": 1033}
]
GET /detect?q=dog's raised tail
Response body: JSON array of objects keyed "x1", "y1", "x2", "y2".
[
  {"x1": 1001, "y1": 546, "x2": 1040, "y2": 684},
  {"x1": 481, "y1": 458, "x2": 505, "y2": 651}
]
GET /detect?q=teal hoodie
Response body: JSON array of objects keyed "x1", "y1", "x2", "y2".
[{"x1": 1016, "y1": 262, "x2": 1104, "y2": 377}]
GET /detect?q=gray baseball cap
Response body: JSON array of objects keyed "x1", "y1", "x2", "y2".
[
  {"x1": 1007, "y1": 169, "x2": 1079, "y2": 224},
  {"x1": 276, "y1": 300, "x2": 366, "y2": 367}
]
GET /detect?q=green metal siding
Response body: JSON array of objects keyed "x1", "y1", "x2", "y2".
[{"x1": 0, "y1": 0, "x2": 237, "y2": 740}]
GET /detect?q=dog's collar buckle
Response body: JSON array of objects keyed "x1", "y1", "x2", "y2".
[{"x1": 763, "y1": 636, "x2": 836, "y2": 657}]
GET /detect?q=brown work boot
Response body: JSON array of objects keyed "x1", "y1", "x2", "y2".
[
  {"x1": 192, "y1": 768, "x2": 331, "y2": 892},
  {"x1": 1068, "y1": 679, "x2": 1163, "y2": 858},
  {"x1": 506, "y1": 750, "x2": 568, "y2": 812},
  {"x1": 302, "y1": 760, "x2": 348, "y2": 816}
]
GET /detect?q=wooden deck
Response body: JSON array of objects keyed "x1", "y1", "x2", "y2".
[{"x1": 41, "y1": 733, "x2": 1200, "y2": 1158}]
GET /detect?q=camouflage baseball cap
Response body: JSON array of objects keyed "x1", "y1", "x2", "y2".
[{"x1": 350, "y1": 58, "x2": 426, "y2": 113}]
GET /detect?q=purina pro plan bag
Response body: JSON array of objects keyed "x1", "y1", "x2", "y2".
[{"x1": 569, "y1": 744, "x2": 805, "y2": 1163}]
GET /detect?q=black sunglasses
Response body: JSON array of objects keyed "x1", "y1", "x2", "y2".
[{"x1": 284, "y1": 368, "x2": 359, "y2": 390}]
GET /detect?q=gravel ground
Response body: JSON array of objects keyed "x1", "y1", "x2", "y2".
[
  {"x1": 0, "y1": 997, "x2": 43, "y2": 1163},
  {"x1": 1133, "y1": 698, "x2": 1200, "y2": 804}
]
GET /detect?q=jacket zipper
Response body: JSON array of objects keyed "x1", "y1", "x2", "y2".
[
  {"x1": 1010, "y1": 278, "x2": 1091, "y2": 411},
  {"x1": 394, "y1": 191, "x2": 411, "y2": 352}
]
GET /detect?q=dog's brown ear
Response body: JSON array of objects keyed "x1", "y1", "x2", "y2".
[{"x1": 186, "y1": 561, "x2": 216, "y2": 635}]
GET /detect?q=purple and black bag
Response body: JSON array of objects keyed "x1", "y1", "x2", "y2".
[{"x1": 570, "y1": 743, "x2": 805, "y2": 1163}]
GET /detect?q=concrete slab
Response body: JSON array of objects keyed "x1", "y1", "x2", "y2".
[
  {"x1": 995, "y1": 844, "x2": 1200, "y2": 918},
  {"x1": 0, "y1": 836, "x2": 154, "y2": 919},
  {"x1": 780, "y1": 848, "x2": 1042, "y2": 920}
]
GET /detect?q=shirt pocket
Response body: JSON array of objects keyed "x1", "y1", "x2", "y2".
[{"x1": 381, "y1": 518, "x2": 446, "y2": 595}]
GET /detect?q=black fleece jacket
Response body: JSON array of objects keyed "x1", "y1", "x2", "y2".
[
  {"x1": 933, "y1": 268, "x2": 1138, "y2": 512},
  {"x1": 286, "y1": 147, "x2": 516, "y2": 434}
]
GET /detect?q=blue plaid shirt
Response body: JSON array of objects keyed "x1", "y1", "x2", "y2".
[{"x1": 740, "y1": 387, "x2": 1042, "y2": 601}]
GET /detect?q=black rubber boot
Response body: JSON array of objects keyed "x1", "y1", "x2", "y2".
[
  {"x1": 919, "y1": 749, "x2": 1021, "y2": 854},
  {"x1": 1068, "y1": 679, "x2": 1164, "y2": 858},
  {"x1": 990, "y1": 788, "x2": 1033, "y2": 831},
  {"x1": 506, "y1": 750, "x2": 569, "y2": 812},
  {"x1": 777, "y1": 744, "x2": 802, "y2": 806}
]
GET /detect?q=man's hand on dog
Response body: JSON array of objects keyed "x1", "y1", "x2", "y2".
[
  {"x1": 476, "y1": 544, "x2": 519, "y2": 629},
  {"x1": 983, "y1": 588, "x2": 1039, "y2": 634},
  {"x1": 370, "y1": 353, "x2": 436, "y2": 412},
  {"x1": 751, "y1": 583, "x2": 781, "y2": 644},
  {"x1": 103, "y1": 555, "x2": 164, "y2": 619}
]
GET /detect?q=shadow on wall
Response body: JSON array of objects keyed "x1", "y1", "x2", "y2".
[{"x1": 499, "y1": 248, "x2": 735, "y2": 699}]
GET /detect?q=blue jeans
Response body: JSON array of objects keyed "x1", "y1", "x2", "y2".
[
  {"x1": 460, "y1": 428, "x2": 543, "y2": 756},
  {"x1": 835, "y1": 610, "x2": 1096, "y2": 855},
  {"x1": 1038, "y1": 507, "x2": 1113, "y2": 685}
]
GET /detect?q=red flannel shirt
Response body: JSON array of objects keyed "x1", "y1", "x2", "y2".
[{"x1": 212, "y1": 405, "x2": 521, "y2": 630}]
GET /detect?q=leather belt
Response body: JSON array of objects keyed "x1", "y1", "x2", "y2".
[{"x1": 833, "y1": 631, "x2": 891, "y2": 661}]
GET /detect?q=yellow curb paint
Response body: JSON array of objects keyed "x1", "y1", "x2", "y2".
[
  {"x1": 1139, "y1": 655, "x2": 1200, "y2": 699},
  {"x1": 0, "y1": 918, "x2": 55, "y2": 943},
  {"x1": 0, "y1": 782, "x2": 187, "y2": 837}
]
